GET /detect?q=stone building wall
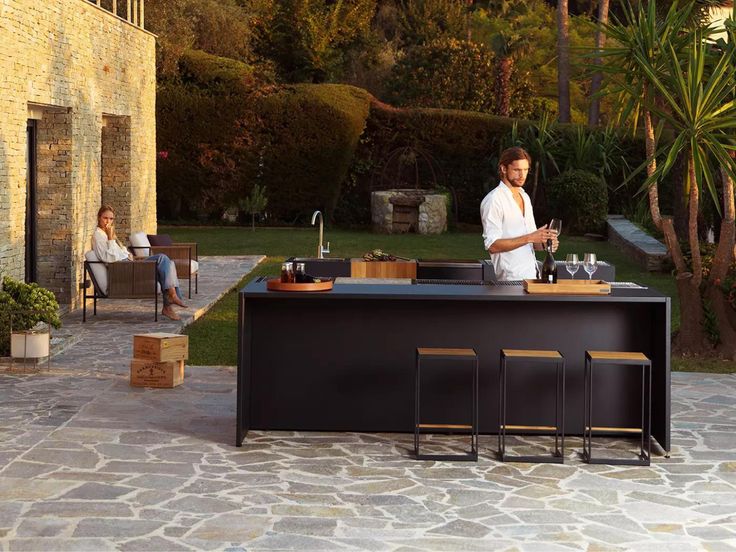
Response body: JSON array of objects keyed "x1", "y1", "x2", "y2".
[
  {"x1": 0, "y1": 0, "x2": 156, "y2": 306},
  {"x1": 101, "y1": 116, "x2": 133, "y2": 240}
]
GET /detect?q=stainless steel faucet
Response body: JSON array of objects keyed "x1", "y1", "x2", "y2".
[{"x1": 311, "y1": 210, "x2": 330, "y2": 259}]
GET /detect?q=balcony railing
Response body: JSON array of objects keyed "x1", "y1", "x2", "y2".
[{"x1": 88, "y1": 0, "x2": 145, "y2": 29}]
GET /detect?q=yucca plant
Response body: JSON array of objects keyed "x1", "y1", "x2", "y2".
[
  {"x1": 600, "y1": 0, "x2": 736, "y2": 355},
  {"x1": 637, "y1": 27, "x2": 736, "y2": 354},
  {"x1": 522, "y1": 112, "x2": 559, "y2": 206}
]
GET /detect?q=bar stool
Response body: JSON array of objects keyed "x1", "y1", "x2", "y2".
[
  {"x1": 415, "y1": 348, "x2": 478, "y2": 461},
  {"x1": 584, "y1": 351, "x2": 651, "y2": 466},
  {"x1": 499, "y1": 349, "x2": 565, "y2": 463}
]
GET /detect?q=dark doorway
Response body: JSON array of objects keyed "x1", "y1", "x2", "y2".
[{"x1": 25, "y1": 119, "x2": 38, "y2": 283}]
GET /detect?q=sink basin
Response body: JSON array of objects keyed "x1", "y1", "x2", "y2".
[
  {"x1": 290, "y1": 257, "x2": 348, "y2": 262},
  {"x1": 286, "y1": 257, "x2": 351, "y2": 278}
]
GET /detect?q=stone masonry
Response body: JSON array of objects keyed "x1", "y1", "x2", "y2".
[
  {"x1": 372, "y1": 190, "x2": 448, "y2": 234},
  {"x1": 101, "y1": 115, "x2": 133, "y2": 240},
  {"x1": 0, "y1": 0, "x2": 156, "y2": 307}
]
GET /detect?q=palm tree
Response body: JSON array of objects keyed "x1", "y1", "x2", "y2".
[
  {"x1": 587, "y1": 0, "x2": 610, "y2": 127},
  {"x1": 490, "y1": 31, "x2": 529, "y2": 117},
  {"x1": 557, "y1": 0, "x2": 571, "y2": 123},
  {"x1": 619, "y1": 25, "x2": 736, "y2": 355}
]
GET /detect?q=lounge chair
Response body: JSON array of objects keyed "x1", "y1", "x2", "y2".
[
  {"x1": 129, "y1": 232, "x2": 199, "y2": 298},
  {"x1": 82, "y1": 251, "x2": 159, "y2": 322}
]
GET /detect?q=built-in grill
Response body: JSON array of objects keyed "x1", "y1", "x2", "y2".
[
  {"x1": 416, "y1": 259, "x2": 484, "y2": 281},
  {"x1": 413, "y1": 279, "x2": 489, "y2": 286}
]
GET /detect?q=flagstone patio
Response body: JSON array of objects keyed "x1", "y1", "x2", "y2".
[{"x1": 1, "y1": 256, "x2": 735, "y2": 551}]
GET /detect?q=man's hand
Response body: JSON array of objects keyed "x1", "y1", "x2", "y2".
[
  {"x1": 550, "y1": 234, "x2": 559, "y2": 252},
  {"x1": 529, "y1": 224, "x2": 557, "y2": 245}
]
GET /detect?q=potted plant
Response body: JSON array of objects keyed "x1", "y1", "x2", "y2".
[{"x1": 0, "y1": 277, "x2": 61, "y2": 362}]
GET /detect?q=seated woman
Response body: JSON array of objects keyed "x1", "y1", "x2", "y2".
[{"x1": 92, "y1": 205, "x2": 187, "y2": 321}]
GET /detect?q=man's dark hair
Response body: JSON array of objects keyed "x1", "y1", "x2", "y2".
[{"x1": 498, "y1": 147, "x2": 532, "y2": 177}]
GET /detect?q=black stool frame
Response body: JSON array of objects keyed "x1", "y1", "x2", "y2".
[
  {"x1": 583, "y1": 352, "x2": 652, "y2": 466},
  {"x1": 414, "y1": 348, "x2": 478, "y2": 462},
  {"x1": 499, "y1": 350, "x2": 566, "y2": 463}
]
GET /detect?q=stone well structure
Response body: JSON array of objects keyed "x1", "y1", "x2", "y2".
[
  {"x1": 371, "y1": 190, "x2": 448, "y2": 234},
  {"x1": 0, "y1": 0, "x2": 156, "y2": 307}
]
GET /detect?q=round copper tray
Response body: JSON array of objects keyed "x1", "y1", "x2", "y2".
[{"x1": 266, "y1": 278, "x2": 334, "y2": 292}]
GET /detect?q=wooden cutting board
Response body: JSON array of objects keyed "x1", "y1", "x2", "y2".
[
  {"x1": 351, "y1": 259, "x2": 417, "y2": 279},
  {"x1": 523, "y1": 279, "x2": 611, "y2": 295}
]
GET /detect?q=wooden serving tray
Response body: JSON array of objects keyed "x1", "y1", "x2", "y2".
[
  {"x1": 266, "y1": 278, "x2": 334, "y2": 292},
  {"x1": 523, "y1": 279, "x2": 611, "y2": 295}
]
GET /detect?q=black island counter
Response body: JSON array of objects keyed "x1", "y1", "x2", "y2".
[{"x1": 237, "y1": 278, "x2": 670, "y2": 454}]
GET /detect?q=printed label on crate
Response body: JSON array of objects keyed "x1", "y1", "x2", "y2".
[{"x1": 136, "y1": 363, "x2": 166, "y2": 378}]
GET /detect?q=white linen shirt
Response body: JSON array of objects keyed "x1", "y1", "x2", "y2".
[
  {"x1": 92, "y1": 227, "x2": 130, "y2": 263},
  {"x1": 480, "y1": 182, "x2": 538, "y2": 281}
]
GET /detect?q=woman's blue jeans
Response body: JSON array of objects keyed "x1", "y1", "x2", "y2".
[{"x1": 145, "y1": 253, "x2": 183, "y2": 305}]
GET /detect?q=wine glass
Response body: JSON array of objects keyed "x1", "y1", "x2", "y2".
[
  {"x1": 565, "y1": 254, "x2": 579, "y2": 279},
  {"x1": 549, "y1": 218, "x2": 562, "y2": 239},
  {"x1": 583, "y1": 253, "x2": 598, "y2": 280}
]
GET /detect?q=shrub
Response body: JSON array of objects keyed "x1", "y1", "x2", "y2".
[
  {"x1": 546, "y1": 170, "x2": 608, "y2": 235},
  {"x1": 256, "y1": 84, "x2": 372, "y2": 222},
  {"x1": 0, "y1": 277, "x2": 61, "y2": 357},
  {"x1": 386, "y1": 38, "x2": 496, "y2": 113},
  {"x1": 156, "y1": 50, "x2": 268, "y2": 221}
]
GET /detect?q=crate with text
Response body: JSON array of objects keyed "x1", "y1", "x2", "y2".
[
  {"x1": 130, "y1": 359, "x2": 185, "y2": 388},
  {"x1": 133, "y1": 333, "x2": 188, "y2": 362}
]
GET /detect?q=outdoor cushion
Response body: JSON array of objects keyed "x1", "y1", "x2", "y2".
[
  {"x1": 148, "y1": 234, "x2": 174, "y2": 246},
  {"x1": 129, "y1": 231, "x2": 151, "y2": 257},
  {"x1": 84, "y1": 250, "x2": 108, "y2": 295}
]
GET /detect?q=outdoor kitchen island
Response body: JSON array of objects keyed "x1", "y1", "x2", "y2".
[{"x1": 237, "y1": 278, "x2": 671, "y2": 455}]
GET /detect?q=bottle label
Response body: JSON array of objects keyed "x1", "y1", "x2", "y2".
[{"x1": 548, "y1": 274, "x2": 553, "y2": 283}]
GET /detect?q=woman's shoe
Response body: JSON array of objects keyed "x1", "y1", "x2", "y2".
[{"x1": 161, "y1": 306, "x2": 181, "y2": 321}]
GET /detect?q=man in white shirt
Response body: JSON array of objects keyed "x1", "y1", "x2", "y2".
[{"x1": 480, "y1": 147, "x2": 558, "y2": 281}]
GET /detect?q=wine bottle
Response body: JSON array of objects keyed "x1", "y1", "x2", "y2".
[{"x1": 541, "y1": 239, "x2": 557, "y2": 284}]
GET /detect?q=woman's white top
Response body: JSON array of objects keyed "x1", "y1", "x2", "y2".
[
  {"x1": 92, "y1": 227, "x2": 130, "y2": 263},
  {"x1": 480, "y1": 182, "x2": 538, "y2": 281}
]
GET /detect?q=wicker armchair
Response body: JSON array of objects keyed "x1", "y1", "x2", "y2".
[
  {"x1": 83, "y1": 251, "x2": 159, "y2": 322},
  {"x1": 129, "y1": 232, "x2": 199, "y2": 298}
]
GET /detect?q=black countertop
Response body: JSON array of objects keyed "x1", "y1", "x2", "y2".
[{"x1": 241, "y1": 278, "x2": 668, "y2": 303}]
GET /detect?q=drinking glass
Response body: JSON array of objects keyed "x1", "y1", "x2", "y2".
[
  {"x1": 583, "y1": 253, "x2": 598, "y2": 280},
  {"x1": 549, "y1": 218, "x2": 562, "y2": 238},
  {"x1": 565, "y1": 254, "x2": 579, "y2": 279}
]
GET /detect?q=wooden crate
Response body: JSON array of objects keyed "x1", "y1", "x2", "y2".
[
  {"x1": 351, "y1": 260, "x2": 417, "y2": 279},
  {"x1": 523, "y1": 279, "x2": 611, "y2": 295},
  {"x1": 133, "y1": 333, "x2": 188, "y2": 362},
  {"x1": 130, "y1": 359, "x2": 185, "y2": 388}
]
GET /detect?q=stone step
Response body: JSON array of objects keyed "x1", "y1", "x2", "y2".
[{"x1": 607, "y1": 215, "x2": 668, "y2": 271}]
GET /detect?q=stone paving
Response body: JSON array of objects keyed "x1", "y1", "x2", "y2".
[
  {"x1": 607, "y1": 215, "x2": 668, "y2": 271},
  {"x1": 1, "y1": 256, "x2": 736, "y2": 551}
]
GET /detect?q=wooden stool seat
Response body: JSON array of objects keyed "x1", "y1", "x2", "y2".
[
  {"x1": 586, "y1": 351, "x2": 649, "y2": 363},
  {"x1": 584, "y1": 350, "x2": 651, "y2": 466},
  {"x1": 417, "y1": 348, "x2": 476, "y2": 358},
  {"x1": 502, "y1": 349, "x2": 562, "y2": 360},
  {"x1": 499, "y1": 349, "x2": 565, "y2": 464},
  {"x1": 415, "y1": 348, "x2": 478, "y2": 462}
]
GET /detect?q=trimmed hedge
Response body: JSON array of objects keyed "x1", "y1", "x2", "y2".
[
  {"x1": 546, "y1": 170, "x2": 608, "y2": 235},
  {"x1": 157, "y1": 54, "x2": 372, "y2": 222},
  {"x1": 157, "y1": 50, "x2": 259, "y2": 220},
  {"x1": 257, "y1": 84, "x2": 371, "y2": 222}
]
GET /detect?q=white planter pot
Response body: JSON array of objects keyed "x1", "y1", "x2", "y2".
[{"x1": 10, "y1": 331, "x2": 50, "y2": 359}]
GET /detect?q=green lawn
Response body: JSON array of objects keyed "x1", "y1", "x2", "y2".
[{"x1": 166, "y1": 226, "x2": 732, "y2": 373}]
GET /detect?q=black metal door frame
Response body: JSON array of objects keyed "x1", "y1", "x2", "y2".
[{"x1": 25, "y1": 119, "x2": 38, "y2": 283}]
